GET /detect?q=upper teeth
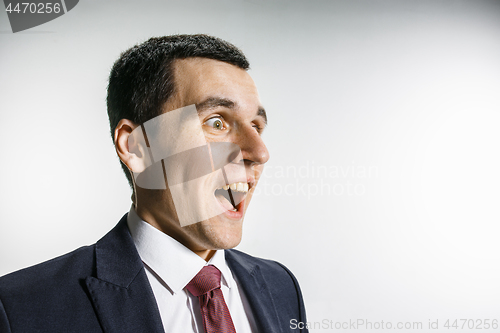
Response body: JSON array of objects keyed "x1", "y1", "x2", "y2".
[{"x1": 221, "y1": 182, "x2": 249, "y2": 192}]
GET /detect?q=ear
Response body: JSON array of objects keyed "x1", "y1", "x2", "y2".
[{"x1": 114, "y1": 119, "x2": 149, "y2": 173}]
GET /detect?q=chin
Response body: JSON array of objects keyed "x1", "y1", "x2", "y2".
[
  {"x1": 189, "y1": 215, "x2": 244, "y2": 250},
  {"x1": 215, "y1": 234, "x2": 242, "y2": 250}
]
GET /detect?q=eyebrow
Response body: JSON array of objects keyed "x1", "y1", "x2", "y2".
[
  {"x1": 195, "y1": 97, "x2": 267, "y2": 125},
  {"x1": 196, "y1": 97, "x2": 235, "y2": 111},
  {"x1": 258, "y1": 107, "x2": 267, "y2": 125}
]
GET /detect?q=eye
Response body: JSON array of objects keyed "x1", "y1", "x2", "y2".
[
  {"x1": 204, "y1": 117, "x2": 225, "y2": 130},
  {"x1": 252, "y1": 122, "x2": 265, "y2": 134}
]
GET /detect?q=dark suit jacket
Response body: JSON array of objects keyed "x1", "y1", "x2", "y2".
[{"x1": 0, "y1": 214, "x2": 308, "y2": 333}]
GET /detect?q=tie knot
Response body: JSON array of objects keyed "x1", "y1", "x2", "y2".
[{"x1": 186, "y1": 265, "x2": 222, "y2": 297}]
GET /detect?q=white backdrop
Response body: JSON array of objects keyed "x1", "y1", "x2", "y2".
[{"x1": 1, "y1": 1, "x2": 499, "y2": 332}]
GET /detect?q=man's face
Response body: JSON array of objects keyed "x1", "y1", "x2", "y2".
[{"x1": 135, "y1": 57, "x2": 269, "y2": 253}]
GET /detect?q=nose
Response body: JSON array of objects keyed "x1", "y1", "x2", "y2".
[{"x1": 237, "y1": 125, "x2": 270, "y2": 167}]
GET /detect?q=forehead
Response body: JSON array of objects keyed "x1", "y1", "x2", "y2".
[{"x1": 168, "y1": 57, "x2": 260, "y2": 111}]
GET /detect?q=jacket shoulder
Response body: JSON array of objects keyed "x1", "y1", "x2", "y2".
[
  {"x1": 0, "y1": 245, "x2": 100, "y2": 332},
  {"x1": 0, "y1": 215, "x2": 129, "y2": 332},
  {"x1": 0, "y1": 244, "x2": 95, "y2": 294}
]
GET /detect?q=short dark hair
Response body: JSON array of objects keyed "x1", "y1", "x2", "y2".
[{"x1": 106, "y1": 34, "x2": 250, "y2": 190}]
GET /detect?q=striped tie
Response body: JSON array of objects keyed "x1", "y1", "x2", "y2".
[{"x1": 186, "y1": 265, "x2": 237, "y2": 333}]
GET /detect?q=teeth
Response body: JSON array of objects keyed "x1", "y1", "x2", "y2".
[{"x1": 218, "y1": 182, "x2": 249, "y2": 193}]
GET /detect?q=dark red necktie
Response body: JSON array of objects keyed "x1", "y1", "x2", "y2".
[{"x1": 186, "y1": 265, "x2": 237, "y2": 333}]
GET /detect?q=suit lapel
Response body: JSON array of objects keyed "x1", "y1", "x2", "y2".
[
  {"x1": 225, "y1": 250, "x2": 284, "y2": 333},
  {"x1": 85, "y1": 215, "x2": 164, "y2": 333}
]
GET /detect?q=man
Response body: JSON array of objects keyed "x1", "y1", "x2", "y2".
[{"x1": 0, "y1": 34, "x2": 308, "y2": 333}]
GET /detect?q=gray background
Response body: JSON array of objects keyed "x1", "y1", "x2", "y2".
[{"x1": 1, "y1": 0, "x2": 499, "y2": 331}]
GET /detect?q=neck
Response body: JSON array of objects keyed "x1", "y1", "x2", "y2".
[
  {"x1": 197, "y1": 249, "x2": 216, "y2": 261},
  {"x1": 134, "y1": 203, "x2": 216, "y2": 261}
]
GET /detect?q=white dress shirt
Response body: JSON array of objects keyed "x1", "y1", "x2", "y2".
[{"x1": 127, "y1": 206, "x2": 256, "y2": 333}]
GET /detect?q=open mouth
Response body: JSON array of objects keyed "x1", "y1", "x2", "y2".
[{"x1": 214, "y1": 182, "x2": 249, "y2": 212}]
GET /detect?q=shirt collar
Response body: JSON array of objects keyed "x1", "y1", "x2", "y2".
[{"x1": 127, "y1": 206, "x2": 232, "y2": 294}]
